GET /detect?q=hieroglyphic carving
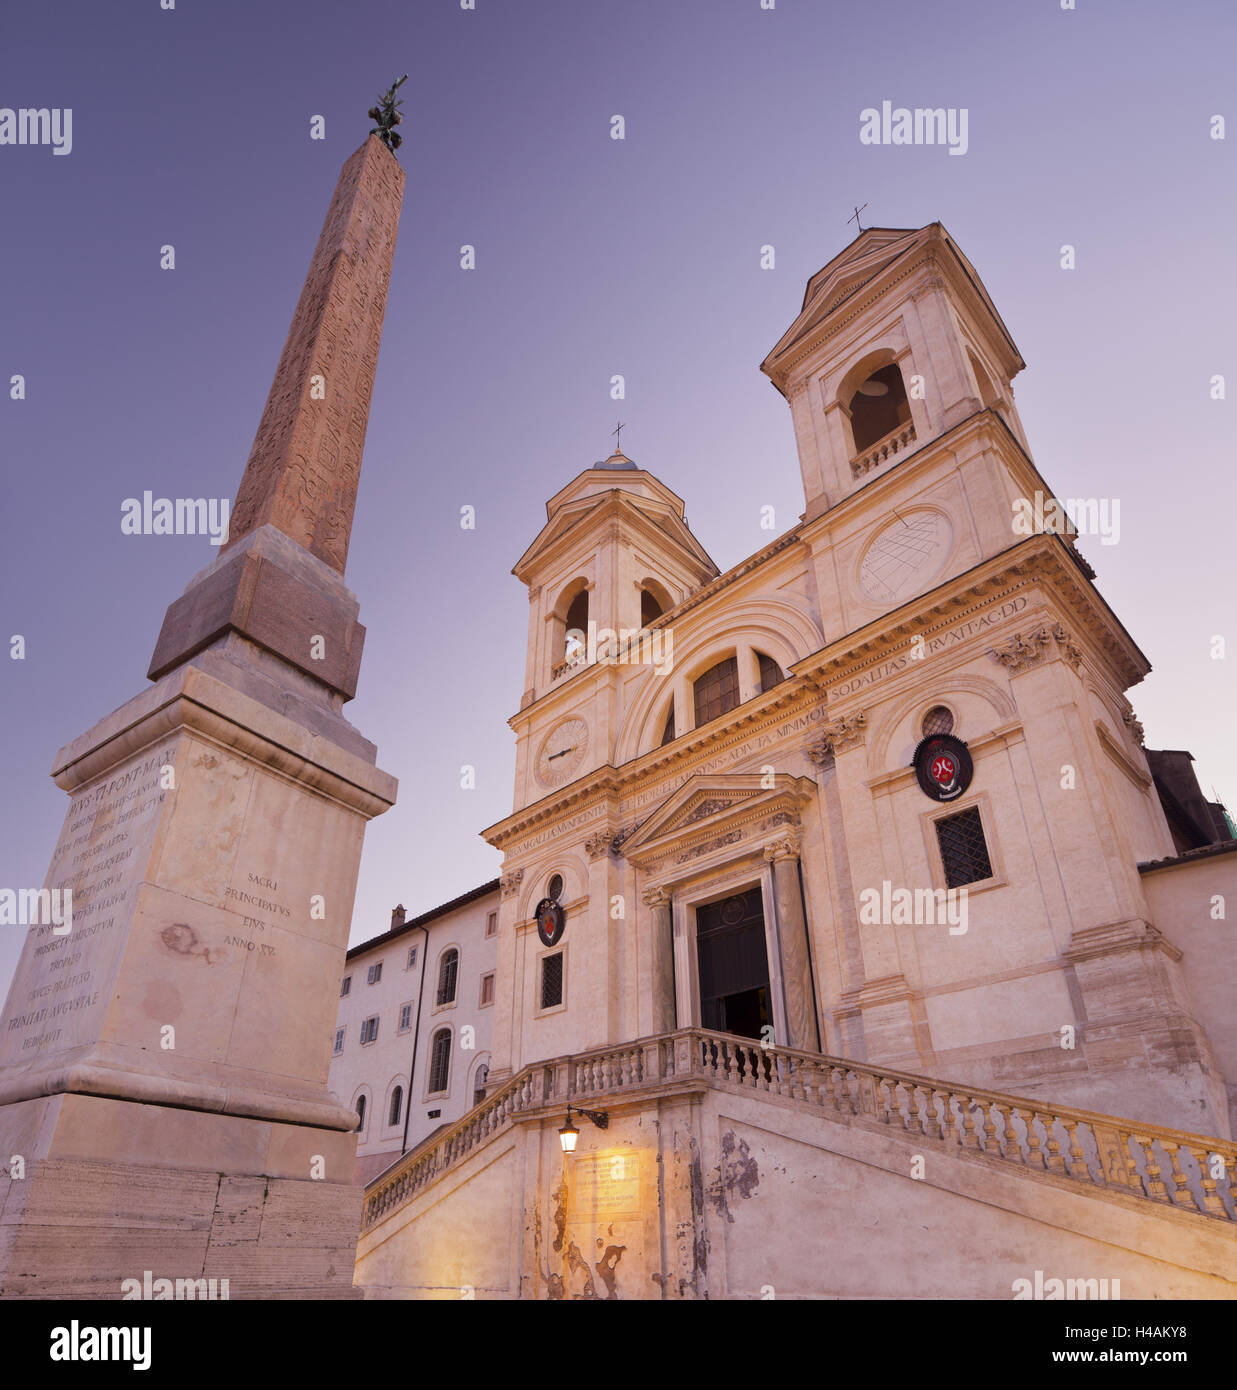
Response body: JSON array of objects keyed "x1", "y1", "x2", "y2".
[{"x1": 223, "y1": 136, "x2": 405, "y2": 575}]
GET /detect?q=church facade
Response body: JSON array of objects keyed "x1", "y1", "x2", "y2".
[{"x1": 353, "y1": 225, "x2": 1237, "y2": 1299}]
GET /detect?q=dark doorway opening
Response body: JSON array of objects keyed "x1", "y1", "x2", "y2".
[{"x1": 696, "y1": 887, "x2": 771, "y2": 1042}]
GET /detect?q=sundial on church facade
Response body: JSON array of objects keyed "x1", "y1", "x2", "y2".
[{"x1": 859, "y1": 510, "x2": 952, "y2": 604}]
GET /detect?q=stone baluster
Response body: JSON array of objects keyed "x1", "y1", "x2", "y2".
[
  {"x1": 1197, "y1": 1153, "x2": 1227, "y2": 1216},
  {"x1": 1139, "y1": 1137, "x2": 1169, "y2": 1201},
  {"x1": 1160, "y1": 1142, "x2": 1193, "y2": 1210},
  {"x1": 940, "y1": 1091, "x2": 961, "y2": 1147},
  {"x1": 1000, "y1": 1105, "x2": 1020, "y2": 1161},
  {"x1": 1023, "y1": 1112, "x2": 1045, "y2": 1169}
]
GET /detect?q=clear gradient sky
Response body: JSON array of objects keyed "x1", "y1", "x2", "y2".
[{"x1": 2, "y1": 0, "x2": 1235, "y2": 997}]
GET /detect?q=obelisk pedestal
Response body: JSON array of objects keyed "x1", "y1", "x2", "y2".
[{"x1": 0, "y1": 135, "x2": 404, "y2": 1298}]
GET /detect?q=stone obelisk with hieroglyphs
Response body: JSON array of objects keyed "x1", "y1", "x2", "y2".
[{"x1": 0, "y1": 132, "x2": 404, "y2": 1298}]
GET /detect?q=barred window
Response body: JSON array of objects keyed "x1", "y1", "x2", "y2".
[
  {"x1": 428, "y1": 1028, "x2": 452, "y2": 1094},
  {"x1": 541, "y1": 952, "x2": 564, "y2": 1010},
  {"x1": 436, "y1": 948, "x2": 458, "y2": 1006},
  {"x1": 388, "y1": 1086, "x2": 403, "y2": 1127},
  {"x1": 922, "y1": 705, "x2": 955, "y2": 737},
  {"x1": 757, "y1": 652, "x2": 785, "y2": 692},
  {"x1": 935, "y1": 806, "x2": 993, "y2": 888},
  {"x1": 693, "y1": 657, "x2": 740, "y2": 727}
]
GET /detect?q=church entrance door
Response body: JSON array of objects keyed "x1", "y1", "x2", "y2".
[{"x1": 696, "y1": 887, "x2": 770, "y2": 1041}]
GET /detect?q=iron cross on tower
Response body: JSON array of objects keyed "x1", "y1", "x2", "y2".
[
  {"x1": 848, "y1": 203, "x2": 868, "y2": 234},
  {"x1": 612, "y1": 421, "x2": 626, "y2": 453}
]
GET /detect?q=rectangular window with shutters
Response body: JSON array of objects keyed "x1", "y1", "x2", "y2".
[
  {"x1": 332, "y1": 1027, "x2": 344, "y2": 1055},
  {"x1": 360, "y1": 1016, "x2": 379, "y2": 1045},
  {"x1": 485, "y1": 911, "x2": 497, "y2": 938},
  {"x1": 480, "y1": 972, "x2": 495, "y2": 1007},
  {"x1": 340, "y1": 976, "x2": 351, "y2": 997},
  {"x1": 367, "y1": 962, "x2": 383, "y2": 986},
  {"x1": 540, "y1": 953, "x2": 564, "y2": 1010},
  {"x1": 935, "y1": 806, "x2": 994, "y2": 888},
  {"x1": 406, "y1": 945, "x2": 418, "y2": 969},
  {"x1": 398, "y1": 1002, "x2": 413, "y2": 1033}
]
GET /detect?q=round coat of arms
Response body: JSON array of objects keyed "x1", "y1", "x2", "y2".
[
  {"x1": 912, "y1": 733, "x2": 974, "y2": 802},
  {"x1": 535, "y1": 897, "x2": 566, "y2": 947}
]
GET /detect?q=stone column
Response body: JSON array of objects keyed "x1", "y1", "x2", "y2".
[
  {"x1": 765, "y1": 835, "x2": 820, "y2": 1052},
  {"x1": 642, "y1": 887, "x2": 676, "y2": 1034}
]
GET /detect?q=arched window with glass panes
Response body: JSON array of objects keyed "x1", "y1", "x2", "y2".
[
  {"x1": 436, "y1": 947, "x2": 458, "y2": 1006},
  {"x1": 428, "y1": 1027, "x2": 452, "y2": 1095},
  {"x1": 388, "y1": 1085, "x2": 403, "y2": 1127}
]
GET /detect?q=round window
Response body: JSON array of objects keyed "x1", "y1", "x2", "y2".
[{"x1": 922, "y1": 705, "x2": 955, "y2": 737}]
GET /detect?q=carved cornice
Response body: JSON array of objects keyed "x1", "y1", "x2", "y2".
[
  {"x1": 641, "y1": 886, "x2": 670, "y2": 909},
  {"x1": 794, "y1": 534, "x2": 1146, "y2": 704},
  {"x1": 620, "y1": 774, "x2": 814, "y2": 878}
]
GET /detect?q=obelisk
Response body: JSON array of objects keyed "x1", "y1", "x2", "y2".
[{"x1": 0, "y1": 125, "x2": 404, "y2": 1298}]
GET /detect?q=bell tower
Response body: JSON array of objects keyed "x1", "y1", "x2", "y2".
[
  {"x1": 508, "y1": 448, "x2": 717, "y2": 813},
  {"x1": 761, "y1": 224, "x2": 1029, "y2": 521}
]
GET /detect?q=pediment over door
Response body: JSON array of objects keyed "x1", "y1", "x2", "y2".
[{"x1": 620, "y1": 773, "x2": 815, "y2": 879}]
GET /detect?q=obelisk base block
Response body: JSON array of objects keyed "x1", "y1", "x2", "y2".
[{"x1": 0, "y1": 1093, "x2": 363, "y2": 1298}]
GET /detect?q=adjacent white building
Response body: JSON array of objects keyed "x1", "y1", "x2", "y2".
[{"x1": 329, "y1": 880, "x2": 499, "y2": 1184}]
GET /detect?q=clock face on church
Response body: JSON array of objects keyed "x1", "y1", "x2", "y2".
[
  {"x1": 859, "y1": 511, "x2": 953, "y2": 605},
  {"x1": 534, "y1": 717, "x2": 590, "y2": 789}
]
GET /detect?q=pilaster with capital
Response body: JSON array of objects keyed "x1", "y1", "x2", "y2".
[
  {"x1": 763, "y1": 837, "x2": 819, "y2": 1052},
  {"x1": 641, "y1": 886, "x2": 676, "y2": 1034}
]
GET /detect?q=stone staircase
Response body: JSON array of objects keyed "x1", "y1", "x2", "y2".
[{"x1": 364, "y1": 1028, "x2": 1237, "y2": 1237}]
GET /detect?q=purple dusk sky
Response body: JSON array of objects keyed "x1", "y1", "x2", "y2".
[{"x1": 2, "y1": 0, "x2": 1234, "y2": 996}]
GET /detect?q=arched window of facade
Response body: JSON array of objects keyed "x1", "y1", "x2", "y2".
[
  {"x1": 473, "y1": 1061, "x2": 490, "y2": 1107},
  {"x1": 388, "y1": 1085, "x2": 403, "y2": 1127},
  {"x1": 757, "y1": 651, "x2": 785, "y2": 692},
  {"x1": 428, "y1": 1027, "x2": 452, "y2": 1095},
  {"x1": 355, "y1": 1094, "x2": 367, "y2": 1132},
  {"x1": 693, "y1": 655, "x2": 741, "y2": 727},
  {"x1": 436, "y1": 948, "x2": 459, "y2": 1006}
]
